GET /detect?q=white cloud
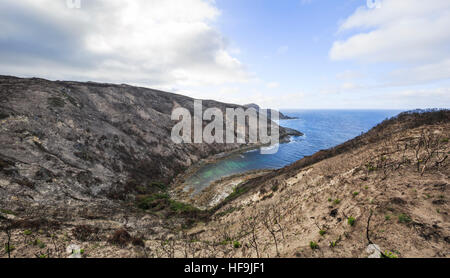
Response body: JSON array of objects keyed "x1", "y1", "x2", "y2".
[
  {"x1": 331, "y1": 0, "x2": 450, "y2": 63},
  {"x1": 340, "y1": 82, "x2": 359, "y2": 90},
  {"x1": 0, "y1": 0, "x2": 249, "y2": 87},
  {"x1": 398, "y1": 87, "x2": 450, "y2": 98},
  {"x1": 387, "y1": 59, "x2": 450, "y2": 86},
  {"x1": 329, "y1": 0, "x2": 450, "y2": 86},
  {"x1": 336, "y1": 70, "x2": 365, "y2": 80},
  {"x1": 381, "y1": 87, "x2": 450, "y2": 109},
  {"x1": 266, "y1": 82, "x2": 280, "y2": 89}
]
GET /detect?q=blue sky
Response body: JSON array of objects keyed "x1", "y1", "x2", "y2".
[
  {"x1": 1, "y1": 0, "x2": 449, "y2": 109},
  {"x1": 205, "y1": 0, "x2": 450, "y2": 109},
  {"x1": 212, "y1": 0, "x2": 362, "y2": 106}
]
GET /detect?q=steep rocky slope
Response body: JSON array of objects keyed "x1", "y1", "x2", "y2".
[
  {"x1": 0, "y1": 76, "x2": 298, "y2": 207},
  {"x1": 194, "y1": 110, "x2": 450, "y2": 258},
  {"x1": 1, "y1": 79, "x2": 448, "y2": 258}
]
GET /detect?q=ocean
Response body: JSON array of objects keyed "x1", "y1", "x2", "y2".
[{"x1": 183, "y1": 109, "x2": 402, "y2": 194}]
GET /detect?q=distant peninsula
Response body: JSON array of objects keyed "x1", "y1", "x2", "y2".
[{"x1": 244, "y1": 103, "x2": 299, "y2": 120}]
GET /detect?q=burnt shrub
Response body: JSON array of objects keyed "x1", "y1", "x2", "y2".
[
  {"x1": 74, "y1": 150, "x2": 97, "y2": 163},
  {"x1": 34, "y1": 168, "x2": 55, "y2": 182},
  {"x1": 13, "y1": 178, "x2": 35, "y2": 189},
  {"x1": 47, "y1": 97, "x2": 65, "y2": 108},
  {"x1": 0, "y1": 112, "x2": 9, "y2": 120},
  {"x1": 126, "y1": 179, "x2": 166, "y2": 195},
  {"x1": 0, "y1": 157, "x2": 15, "y2": 171},
  {"x1": 131, "y1": 237, "x2": 145, "y2": 247},
  {"x1": 72, "y1": 225, "x2": 100, "y2": 241},
  {"x1": 10, "y1": 217, "x2": 60, "y2": 231},
  {"x1": 108, "y1": 229, "x2": 132, "y2": 247}
]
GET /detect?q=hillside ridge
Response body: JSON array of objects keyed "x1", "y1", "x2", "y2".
[{"x1": 1, "y1": 79, "x2": 448, "y2": 258}]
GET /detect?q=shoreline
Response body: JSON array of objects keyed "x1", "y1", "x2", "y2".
[
  {"x1": 170, "y1": 127, "x2": 303, "y2": 207},
  {"x1": 170, "y1": 128, "x2": 302, "y2": 191},
  {"x1": 172, "y1": 169, "x2": 272, "y2": 209}
]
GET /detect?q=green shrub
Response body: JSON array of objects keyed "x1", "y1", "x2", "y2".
[
  {"x1": 333, "y1": 199, "x2": 341, "y2": 205},
  {"x1": 385, "y1": 215, "x2": 391, "y2": 221},
  {"x1": 33, "y1": 239, "x2": 46, "y2": 249},
  {"x1": 383, "y1": 251, "x2": 398, "y2": 258},
  {"x1": 398, "y1": 214, "x2": 412, "y2": 224},
  {"x1": 0, "y1": 209, "x2": 14, "y2": 215},
  {"x1": 233, "y1": 241, "x2": 242, "y2": 248},
  {"x1": 225, "y1": 186, "x2": 249, "y2": 201},
  {"x1": 319, "y1": 230, "x2": 326, "y2": 236},
  {"x1": 309, "y1": 241, "x2": 319, "y2": 250},
  {"x1": 271, "y1": 184, "x2": 279, "y2": 192},
  {"x1": 353, "y1": 192, "x2": 359, "y2": 197},
  {"x1": 24, "y1": 230, "x2": 32, "y2": 236},
  {"x1": 169, "y1": 200, "x2": 199, "y2": 214},
  {"x1": 136, "y1": 193, "x2": 170, "y2": 210},
  {"x1": 216, "y1": 207, "x2": 237, "y2": 217},
  {"x1": 219, "y1": 240, "x2": 231, "y2": 246},
  {"x1": 329, "y1": 241, "x2": 337, "y2": 248},
  {"x1": 137, "y1": 193, "x2": 200, "y2": 215},
  {"x1": 347, "y1": 217, "x2": 356, "y2": 226}
]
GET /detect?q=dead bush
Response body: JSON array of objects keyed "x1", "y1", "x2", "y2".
[
  {"x1": 108, "y1": 229, "x2": 132, "y2": 247},
  {"x1": 72, "y1": 225, "x2": 100, "y2": 241}
]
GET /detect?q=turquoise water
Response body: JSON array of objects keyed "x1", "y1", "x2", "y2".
[{"x1": 184, "y1": 110, "x2": 402, "y2": 194}]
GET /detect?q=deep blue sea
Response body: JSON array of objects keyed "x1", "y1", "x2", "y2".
[{"x1": 184, "y1": 110, "x2": 402, "y2": 193}]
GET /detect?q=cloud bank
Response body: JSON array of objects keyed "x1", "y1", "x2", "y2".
[
  {"x1": 0, "y1": 0, "x2": 249, "y2": 89},
  {"x1": 330, "y1": 0, "x2": 450, "y2": 85}
]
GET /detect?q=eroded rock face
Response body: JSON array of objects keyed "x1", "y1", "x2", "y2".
[{"x1": 0, "y1": 76, "x2": 297, "y2": 209}]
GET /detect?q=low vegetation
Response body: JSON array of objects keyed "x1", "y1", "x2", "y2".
[
  {"x1": 309, "y1": 241, "x2": 319, "y2": 250},
  {"x1": 347, "y1": 217, "x2": 356, "y2": 226},
  {"x1": 398, "y1": 214, "x2": 412, "y2": 224}
]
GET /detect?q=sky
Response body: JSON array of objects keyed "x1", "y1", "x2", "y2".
[{"x1": 0, "y1": 0, "x2": 449, "y2": 110}]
